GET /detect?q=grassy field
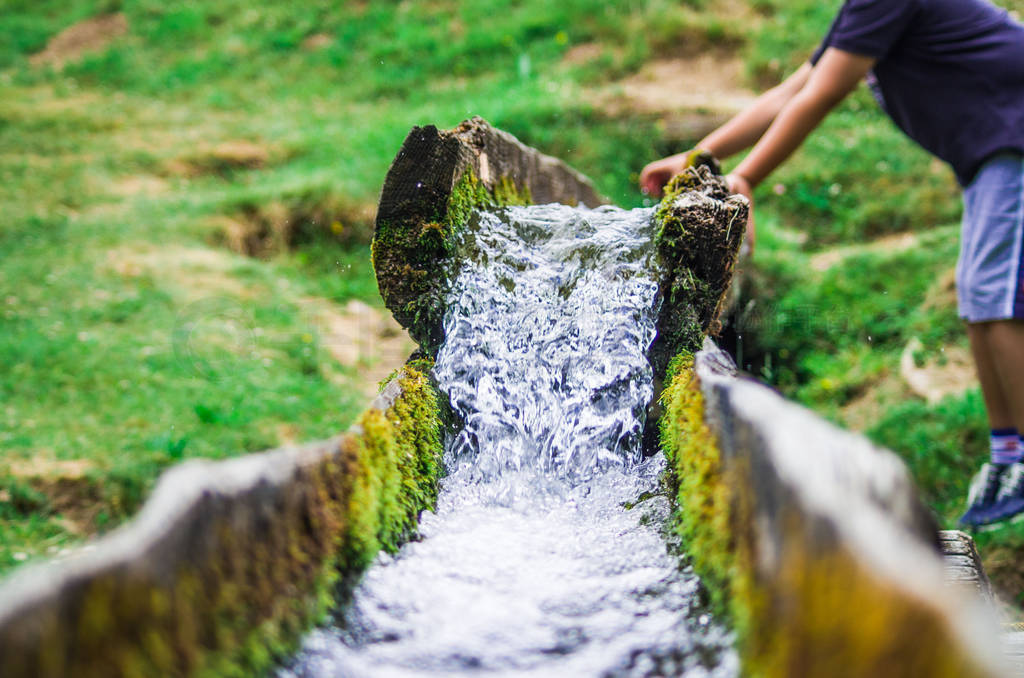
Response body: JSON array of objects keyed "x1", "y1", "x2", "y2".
[
  {"x1": 3, "y1": 0, "x2": 1024, "y2": 606},
  {"x1": 0, "y1": 0, "x2": 724, "y2": 573}
]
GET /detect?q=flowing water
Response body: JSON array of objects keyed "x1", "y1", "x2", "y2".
[{"x1": 280, "y1": 204, "x2": 737, "y2": 678}]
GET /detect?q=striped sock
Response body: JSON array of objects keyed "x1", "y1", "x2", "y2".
[{"x1": 991, "y1": 428, "x2": 1021, "y2": 465}]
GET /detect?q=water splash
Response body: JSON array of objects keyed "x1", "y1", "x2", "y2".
[
  {"x1": 279, "y1": 204, "x2": 737, "y2": 677},
  {"x1": 439, "y1": 204, "x2": 661, "y2": 501}
]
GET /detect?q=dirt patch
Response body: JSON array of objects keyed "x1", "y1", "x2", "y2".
[
  {"x1": 302, "y1": 33, "x2": 333, "y2": 50},
  {"x1": 166, "y1": 140, "x2": 272, "y2": 177},
  {"x1": 562, "y1": 42, "x2": 604, "y2": 66},
  {"x1": 8, "y1": 458, "x2": 94, "y2": 479},
  {"x1": 105, "y1": 244, "x2": 255, "y2": 300},
  {"x1": 110, "y1": 174, "x2": 169, "y2": 198},
  {"x1": 299, "y1": 297, "x2": 415, "y2": 398},
  {"x1": 899, "y1": 338, "x2": 974, "y2": 405},
  {"x1": 595, "y1": 53, "x2": 755, "y2": 142},
  {"x1": 613, "y1": 55, "x2": 755, "y2": 116},
  {"x1": 275, "y1": 423, "x2": 302, "y2": 446},
  {"x1": 214, "y1": 206, "x2": 293, "y2": 258},
  {"x1": 30, "y1": 13, "x2": 128, "y2": 69},
  {"x1": 213, "y1": 197, "x2": 376, "y2": 257},
  {"x1": 6, "y1": 459, "x2": 101, "y2": 536},
  {"x1": 809, "y1": 231, "x2": 920, "y2": 273}
]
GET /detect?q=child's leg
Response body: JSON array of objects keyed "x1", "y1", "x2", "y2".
[
  {"x1": 956, "y1": 152, "x2": 1024, "y2": 525},
  {"x1": 982, "y1": 320, "x2": 1024, "y2": 432},
  {"x1": 958, "y1": 152, "x2": 1024, "y2": 415},
  {"x1": 970, "y1": 321, "x2": 1024, "y2": 523},
  {"x1": 967, "y1": 322, "x2": 1017, "y2": 430}
]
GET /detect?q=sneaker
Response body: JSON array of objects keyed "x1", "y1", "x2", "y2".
[
  {"x1": 987, "y1": 462, "x2": 1024, "y2": 523},
  {"x1": 959, "y1": 463, "x2": 1009, "y2": 527}
]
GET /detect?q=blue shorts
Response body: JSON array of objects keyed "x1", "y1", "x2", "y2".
[{"x1": 957, "y1": 152, "x2": 1024, "y2": 323}]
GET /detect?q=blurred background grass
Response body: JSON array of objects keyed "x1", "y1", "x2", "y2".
[{"x1": 3, "y1": 0, "x2": 1024, "y2": 606}]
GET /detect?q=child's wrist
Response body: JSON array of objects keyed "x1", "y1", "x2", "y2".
[{"x1": 729, "y1": 171, "x2": 755, "y2": 191}]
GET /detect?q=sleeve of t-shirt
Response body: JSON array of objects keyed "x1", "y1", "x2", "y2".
[
  {"x1": 810, "y1": 13, "x2": 841, "y2": 65},
  {"x1": 810, "y1": 0, "x2": 919, "y2": 65}
]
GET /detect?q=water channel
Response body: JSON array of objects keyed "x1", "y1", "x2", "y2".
[{"x1": 279, "y1": 203, "x2": 737, "y2": 677}]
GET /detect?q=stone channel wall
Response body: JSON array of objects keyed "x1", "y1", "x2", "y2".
[
  {"x1": 0, "y1": 362, "x2": 445, "y2": 678},
  {"x1": 659, "y1": 340, "x2": 1008, "y2": 677}
]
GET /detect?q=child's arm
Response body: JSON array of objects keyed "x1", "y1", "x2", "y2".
[
  {"x1": 700, "y1": 62, "x2": 814, "y2": 160},
  {"x1": 639, "y1": 62, "x2": 813, "y2": 197},
  {"x1": 724, "y1": 49, "x2": 873, "y2": 255},
  {"x1": 730, "y1": 48, "x2": 874, "y2": 189}
]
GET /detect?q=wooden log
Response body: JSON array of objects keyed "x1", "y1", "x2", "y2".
[
  {"x1": 372, "y1": 116, "x2": 606, "y2": 353},
  {"x1": 686, "y1": 340, "x2": 1008, "y2": 677},
  {"x1": 939, "y1": 530, "x2": 994, "y2": 606},
  {"x1": 0, "y1": 364, "x2": 445, "y2": 678},
  {"x1": 649, "y1": 161, "x2": 748, "y2": 378}
]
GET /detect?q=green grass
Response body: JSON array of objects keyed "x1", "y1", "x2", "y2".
[
  {"x1": 0, "y1": 0, "x2": 744, "y2": 574},
  {"x1": 3, "y1": 0, "x2": 1024, "y2": 605}
]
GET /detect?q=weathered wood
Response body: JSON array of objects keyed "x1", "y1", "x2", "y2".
[
  {"x1": 649, "y1": 164, "x2": 747, "y2": 378},
  {"x1": 0, "y1": 365, "x2": 443, "y2": 678},
  {"x1": 372, "y1": 117, "x2": 605, "y2": 353},
  {"x1": 691, "y1": 340, "x2": 1008, "y2": 677},
  {"x1": 940, "y1": 530, "x2": 995, "y2": 605}
]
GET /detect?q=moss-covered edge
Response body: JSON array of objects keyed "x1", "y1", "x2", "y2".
[
  {"x1": 0, "y1": 361, "x2": 446, "y2": 678},
  {"x1": 372, "y1": 169, "x2": 530, "y2": 355},
  {"x1": 659, "y1": 353, "x2": 750, "y2": 631},
  {"x1": 648, "y1": 162, "x2": 746, "y2": 378},
  {"x1": 202, "y1": 359, "x2": 447, "y2": 677},
  {"x1": 659, "y1": 356, "x2": 994, "y2": 678},
  {"x1": 340, "y1": 358, "x2": 445, "y2": 571}
]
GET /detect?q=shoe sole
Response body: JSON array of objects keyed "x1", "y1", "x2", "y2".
[{"x1": 968, "y1": 499, "x2": 1024, "y2": 531}]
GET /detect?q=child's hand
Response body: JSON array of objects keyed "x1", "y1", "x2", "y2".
[
  {"x1": 640, "y1": 149, "x2": 722, "y2": 198},
  {"x1": 639, "y1": 155, "x2": 688, "y2": 198}
]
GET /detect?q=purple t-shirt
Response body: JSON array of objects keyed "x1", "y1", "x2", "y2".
[{"x1": 811, "y1": 0, "x2": 1024, "y2": 186}]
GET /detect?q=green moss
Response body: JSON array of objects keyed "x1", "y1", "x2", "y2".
[
  {"x1": 649, "y1": 165, "x2": 746, "y2": 379},
  {"x1": 343, "y1": 360, "x2": 444, "y2": 567},
  {"x1": 443, "y1": 169, "x2": 494, "y2": 236},
  {"x1": 372, "y1": 167, "x2": 533, "y2": 355},
  {"x1": 388, "y1": 363, "x2": 444, "y2": 534},
  {"x1": 493, "y1": 175, "x2": 532, "y2": 208},
  {"x1": 445, "y1": 170, "x2": 532, "y2": 233},
  {"x1": 344, "y1": 407, "x2": 401, "y2": 569},
  {"x1": 659, "y1": 354, "x2": 740, "y2": 622}
]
